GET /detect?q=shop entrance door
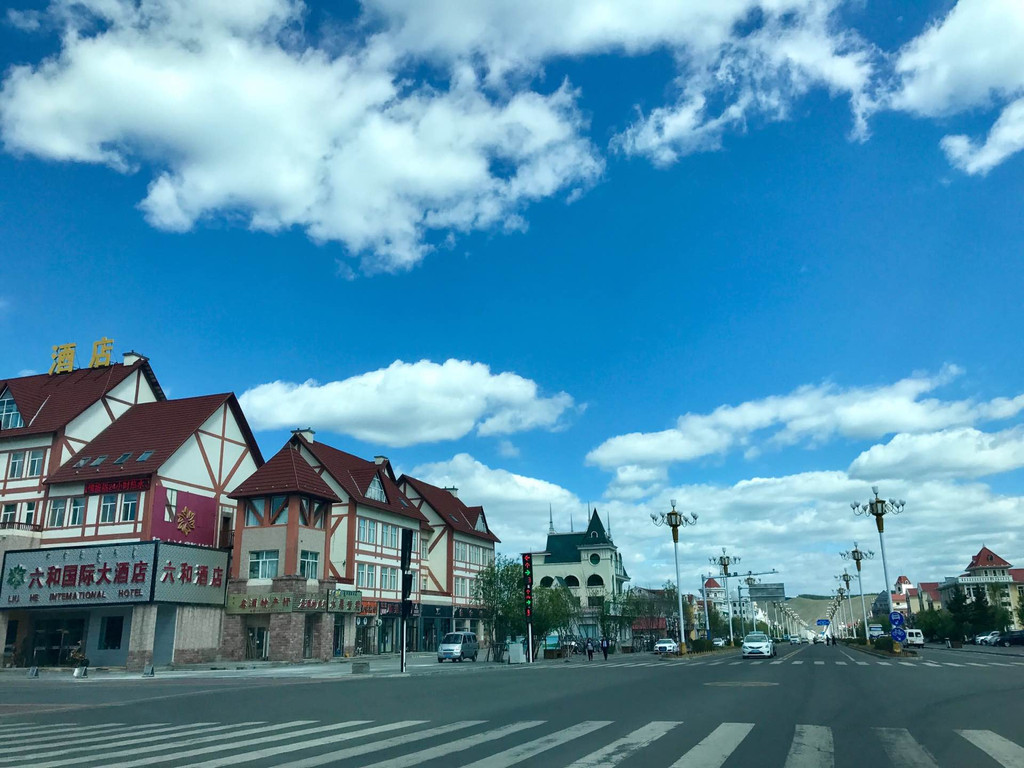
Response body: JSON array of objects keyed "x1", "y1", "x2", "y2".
[
  {"x1": 332, "y1": 616, "x2": 345, "y2": 657},
  {"x1": 302, "y1": 615, "x2": 315, "y2": 659},
  {"x1": 31, "y1": 617, "x2": 85, "y2": 666},
  {"x1": 246, "y1": 627, "x2": 269, "y2": 660}
]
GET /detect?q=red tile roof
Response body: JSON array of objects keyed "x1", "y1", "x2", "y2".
[
  {"x1": 896, "y1": 575, "x2": 911, "y2": 584},
  {"x1": 966, "y1": 546, "x2": 1012, "y2": 571},
  {"x1": 1, "y1": 361, "x2": 161, "y2": 438},
  {"x1": 1010, "y1": 569, "x2": 1024, "y2": 584},
  {"x1": 398, "y1": 474, "x2": 500, "y2": 543},
  {"x1": 229, "y1": 445, "x2": 340, "y2": 502},
  {"x1": 918, "y1": 582, "x2": 942, "y2": 603},
  {"x1": 295, "y1": 437, "x2": 427, "y2": 525},
  {"x1": 47, "y1": 394, "x2": 263, "y2": 484},
  {"x1": 704, "y1": 578, "x2": 722, "y2": 589}
]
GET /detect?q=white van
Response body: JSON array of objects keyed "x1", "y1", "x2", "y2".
[
  {"x1": 437, "y1": 632, "x2": 479, "y2": 662},
  {"x1": 904, "y1": 629, "x2": 925, "y2": 648}
]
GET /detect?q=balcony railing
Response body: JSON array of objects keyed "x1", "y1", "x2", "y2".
[{"x1": 0, "y1": 521, "x2": 43, "y2": 533}]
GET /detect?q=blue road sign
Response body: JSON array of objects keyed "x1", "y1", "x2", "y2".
[
  {"x1": 889, "y1": 611, "x2": 905, "y2": 627},
  {"x1": 891, "y1": 627, "x2": 907, "y2": 643},
  {"x1": 816, "y1": 619, "x2": 829, "y2": 626}
]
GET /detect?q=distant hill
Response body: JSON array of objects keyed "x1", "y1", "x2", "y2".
[{"x1": 782, "y1": 594, "x2": 870, "y2": 633}]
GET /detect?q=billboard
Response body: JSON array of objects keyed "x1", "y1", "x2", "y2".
[
  {"x1": 1, "y1": 542, "x2": 228, "y2": 609},
  {"x1": 749, "y1": 582, "x2": 786, "y2": 605}
]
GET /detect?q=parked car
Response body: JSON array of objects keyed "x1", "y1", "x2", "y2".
[
  {"x1": 974, "y1": 631, "x2": 1000, "y2": 646},
  {"x1": 789, "y1": 636, "x2": 801, "y2": 645},
  {"x1": 437, "y1": 632, "x2": 479, "y2": 662},
  {"x1": 712, "y1": 637, "x2": 727, "y2": 648},
  {"x1": 654, "y1": 638, "x2": 680, "y2": 654},
  {"x1": 999, "y1": 630, "x2": 1024, "y2": 647},
  {"x1": 741, "y1": 632, "x2": 775, "y2": 659}
]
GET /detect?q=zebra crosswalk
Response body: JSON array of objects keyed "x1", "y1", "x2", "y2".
[
  {"x1": 533, "y1": 657, "x2": 1024, "y2": 671},
  {"x1": 1, "y1": 718, "x2": 1022, "y2": 767}
]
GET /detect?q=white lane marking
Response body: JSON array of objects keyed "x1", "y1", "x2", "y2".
[
  {"x1": 770, "y1": 660, "x2": 784, "y2": 665},
  {"x1": 964, "y1": 662, "x2": 989, "y2": 667},
  {"x1": 958, "y1": 729, "x2": 1024, "y2": 767},
  {"x1": 876, "y1": 662, "x2": 892, "y2": 666},
  {"x1": 813, "y1": 661, "x2": 825, "y2": 666},
  {"x1": 875, "y1": 728, "x2": 940, "y2": 768},
  {"x1": 835, "y1": 661, "x2": 847, "y2": 666},
  {"x1": 361, "y1": 721, "x2": 545, "y2": 768},
  {"x1": 924, "y1": 663, "x2": 941, "y2": 667},
  {"x1": 792, "y1": 661, "x2": 804, "y2": 665},
  {"x1": 784, "y1": 724, "x2": 834, "y2": 768},
  {"x1": 11, "y1": 722, "x2": 262, "y2": 766},
  {"x1": 192, "y1": 721, "x2": 447, "y2": 768},
  {"x1": 565, "y1": 721, "x2": 682, "y2": 768},
  {"x1": 0, "y1": 723, "x2": 191, "y2": 755},
  {"x1": 670, "y1": 723, "x2": 755, "y2": 768},
  {"x1": 457, "y1": 721, "x2": 611, "y2": 768},
  {"x1": 0, "y1": 724, "x2": 83, "y2": 740},
  {"x1": 708, "y1": 662, "x2": 725, "y2": 666},
  {"x1": 855, "y1": 662, "x2": 869, "y2": 666},
  {"x1": 898, "y1": 662, "x2": 916, "y2": 667},
  {"x1": 944, "y1": 662, "x2": 965, "y2": 667},
  {"x1": 729, "y1": 662, "x2": 743, "y2": 666},
  {"x1": 989, "y1": 663, "x2": 1014, "y2": 667}
]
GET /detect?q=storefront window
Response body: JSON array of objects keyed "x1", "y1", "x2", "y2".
[{"x1": 99, "y1": 616, "x2": 124, "y2": 650}]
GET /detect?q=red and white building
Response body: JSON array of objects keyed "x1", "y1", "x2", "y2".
[{"x1": 0, "y1": 351, "x2": 263, "y2": 669}]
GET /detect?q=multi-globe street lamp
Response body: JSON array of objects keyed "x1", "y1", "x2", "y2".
[
  {"x1": 710, "y1": 548, "x2": 740, "y2": 645},
  {"x1": 841, "y1": 542, "x2": 875, "y2": 642},
  {"x1": 836, "y1": 571, "x2": 855, "y2": 639},
  {"x1": 651, "y1": 500, "x2": 698, "y2": 648},
  {"x1": 851, "y1": 486, "x2": 905, "y2": 615}
]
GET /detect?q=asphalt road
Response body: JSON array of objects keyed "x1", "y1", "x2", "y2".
[{"x1": 1, "y1": 643, "x2": 1022, "y2": 767}]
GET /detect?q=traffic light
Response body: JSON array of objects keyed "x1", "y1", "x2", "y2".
[{"x1": 522, "y1": 553, "x2": 534, "y2": 623}]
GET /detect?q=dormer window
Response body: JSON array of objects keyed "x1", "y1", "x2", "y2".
[
  {"x1": 0, "y1": 389, "x2": 24, "y2": 430},
  {"x1": 114, "y1": 452, "x2": 132, "y2": 465},
  {"x1": 90, "y1": 455, "x2": 108, "y2": 467},
  {"x1": 366, "y1": 475, "x2": 386, "y2": 503}
]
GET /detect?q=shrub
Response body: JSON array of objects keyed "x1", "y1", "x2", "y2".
[
  {"x1": 690, "y1": 639, "x2": 714, "y2": 653},
  {"x1": 873, "y1": 637, "x2": 893, "y2": 653}
]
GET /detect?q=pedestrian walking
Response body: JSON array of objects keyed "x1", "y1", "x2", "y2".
[
  {"x1": 601, "y1": 637, "x2": 610, "y2": 660},
  {"x1": 586, "y1": 638, "x2": 595, "y2": 661}
]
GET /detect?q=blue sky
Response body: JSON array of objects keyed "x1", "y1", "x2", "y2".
[{"x1": 2, "y1": 0, "x2": 1023, "y2": 599}]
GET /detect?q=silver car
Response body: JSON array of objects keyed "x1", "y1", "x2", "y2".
[
  {"x1": 741, "y1": 632, "x2": 775, "y2": 659},
  {"x1": 437, "y1": 631, "x2": 479, "y2": 662}
]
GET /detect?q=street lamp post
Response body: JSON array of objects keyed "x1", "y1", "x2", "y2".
[
  {"x1": 852, "y1": 486, "x2": 905, "y2": 615},
  {"x1": 651, "y1": 501, "x2": 698, "y2": 649},
  {"x1": 700, "y1": 574, "x2": 712, "y2": 639},
  {"x1": 837, "y1": 571, "x2": 855, "y2": 639},
  {"x1": 710, "y1": 549, "x2": 740, "y2": 645},
  {"x1": 744, "y1": 575, "x2": 758, "y2": 632},
  {"x1": 842, "y1": 543, "x2": 875, "y2": 642}
]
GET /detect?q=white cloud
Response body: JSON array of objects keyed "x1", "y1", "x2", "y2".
[
  {"x1": 0, "y1": 0, "x2": 602, "y2": 273},
  {"x1": 849, "y1": 427, "x2": 1024, "y2": 480},
  {"x1": 587, "y1": 365, "x2": 1024, "y2": 470},
  {"x1": 239, "y1": 359, "x2": 575, "y2": 447},
  {"x1": 888, "y1": 0, "x2": 1024, "y2": 173},
  {"x1": 496, "y1": 440, "x2": 520, "y2": 459}
]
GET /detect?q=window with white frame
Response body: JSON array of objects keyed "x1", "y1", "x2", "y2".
[
  {"x1": 69, "y1": 497, "x2": 84, "y2": 526},
  {"x1": 100, "y1": 494, "x2": 117, "y2": 523},
  {"x1": 1, "y1": 504, "x2": 15, "y2": 523},
  {"x1": 357, "y1": 563, "x2": 377, "y2": 589},
  {"x1": 454, "y1": 576, "x2": 470, "y2": 598},
  {"x1": 47, "y1": 499, "x2": 65, "y2": 527},
  {"x1": 421, "y1": 535, "x2": 429, "y2": 558},
  {"x1": 357, "y1": 517, "x2": 377, "y2": 544},
  {"x1": 421, "y1": 574, "x2": 429, "y2": 591},
  {"x1": 0, "y1": 389, "x2": 24, "y2": 430},
  {"x1": 120, "y1": 492, "x2": 139, "y2": 522},
  {"x1": 469, "y1": 545, "x2": 482, "y2": 565},
  {"x1": 377, "y1": 566, "x2": 397, "y2": 591},
  {"x1": 8, "y1": 452, "x2": 24, "y2": 479},
  {"x1": 24, "y1": 501, "x2": 35, "y2": 525},
  {"x1": 300, "y1": 550, "x2": 319, "y2": 580},
  {"x1": 454, "y1": 541, "x2": 468, "y2": 562},
  {"x1": 248, "y1": 550, "x2": 279, "y2": 579},
  {"x1": 26, "y1": 449, "x2": 44, "y2": 477},
  {"x1": 164, "y1": 488, "x2": 178, "y2": 522},
  {"x1": 245, "y1": 497, "x2": 263, "y2": 526},
  {"x1": 366, "y1": 475, "x2": 387, "y2": 503},
  {"x1": 380, "y1": 523, "x2": 399, "y2": 549}
]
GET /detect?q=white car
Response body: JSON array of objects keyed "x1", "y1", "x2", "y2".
[
  {"x1": 712, "y1": 637, "x2": 727, "y2": 648},
  {"x1": 741, "y1": 632, "x2": 775, "y2": 659},
  {"x1": 653, "y1": 638, "x2": 680, "y2": 654}
]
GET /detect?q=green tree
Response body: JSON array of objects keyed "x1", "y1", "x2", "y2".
[
  {"x1": 532, "y1": 584, "x2": 581, "y2": 659},
  {"x1": 915, "y1": 608, "x2": 954, "y2": 641},
  {"x1": 707, "y1": 603, "x2": 729, "y2": 639},
  {"x1": 946, "y1": 586, "x2": 972, "y2": 640},
  {"x1": 1016, "y1": 601, "x2": 1024, "y2": 629},
  {"x1": 471, "y1": 555, "x2": 526, "y2": 651}
]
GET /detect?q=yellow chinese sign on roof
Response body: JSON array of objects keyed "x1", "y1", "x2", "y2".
[{"x1": 48, "y1": 337, "x2": 115, "y2": 374}]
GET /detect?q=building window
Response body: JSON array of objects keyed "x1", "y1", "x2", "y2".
[
  {"x1": 0, "y1": 389, "x2": 24, "y2": 430},
  {"x1": 27, "y1": 450, "x2": 44, "y2": 477},
  {"x1": 380, "y1": 567, "x2": 399, "y2": 591},
  {"x1": 454, "y1": 576, "x2": 470, "y2": 598},
  {"x1": 300, "y1": 551, "x2": 319, "y2": 580},
  {"x1": 245, "y1": 498, "x2": 264, "y2": 526},
  {"x1": 587, "y1": 574, "x2": 604, "y2": 587},
  {"x1": 421, "y1": 535, "x2": 430, "y2": 559},
  {"x1": 357, "y1": 518, "x2": 377, "y2": 545},
  {"x1": 121, "y1": 492, "x2": 138, "y2": 522},
  {"x1": 47, "y1": 499, "x2": 65, "y2": 527},
  {"x1": 100, "y1": 494, "x2": 117, "y2": 523},
  {"x1": 268, "y1": 495, "x2": 288, "y2": 525},
  {"x1": 248, "y1": 550, "x2": 279, "y2": 579},
  {"x1": 1, "y1": 504, "x2": 15, "y2": 523},
  {"x1": 422, "y1": 575, "x2": 429, "y2": 591},
  {"x1": 24, "y1": 501, "x2": 35, "y2": 525},
  {"x1": 357, "y1": 563, "x2": 377, "y2": 589},
  {"x1": 69, "y1": 497, "x2": 84, "y2": 526},
  {"x1": 137, "y1": 450, "x2": 154, "y2": 462},
  {"x1": 98, "y1": 616, "x2": 124, "y2": 650},
  {"x1": 564, "y1": 575, "x2": 580, "y2": 587},
  {"x1": 455, "y1": 541, "x2": 468, "y2": 562},
  {"x1": 380, "y1": 524, "x2": 399, "y2": 549},
  {"x1": 114, "y1": 452, "x2": 132, "y2": 465},
  {"x1": 8, "y1": 452, "x2": 24, "y2": 479},
  {"x1": 366, "y1": 475, "x2": 387, "y2": 503}
]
